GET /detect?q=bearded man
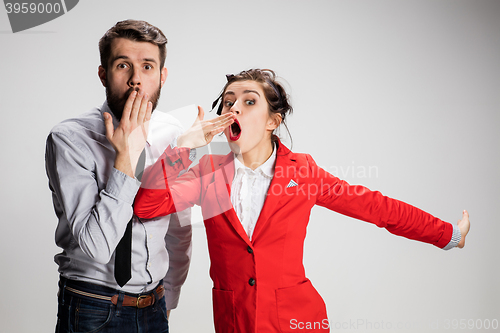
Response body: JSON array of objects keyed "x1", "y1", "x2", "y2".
[{"x1": 45, "y1": 20, "x2": 193, "y2": 333}]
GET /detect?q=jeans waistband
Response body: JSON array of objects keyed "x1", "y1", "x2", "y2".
[{"x1": 59, "y1": 276, "x2": 162, "y2": 298}]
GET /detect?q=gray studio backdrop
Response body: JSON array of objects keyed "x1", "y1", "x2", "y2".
[{"x1": 1, "y1": 0, "x2": 499, "y2": 332}]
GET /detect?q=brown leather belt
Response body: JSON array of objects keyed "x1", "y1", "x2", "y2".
[{"x1": 65, "y1": 284, "x2": 165, "y2": 309}]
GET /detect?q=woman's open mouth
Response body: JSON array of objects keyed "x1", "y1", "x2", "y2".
[{"x1": 229, "y1": 119, "x2": 241, "y2": 141}]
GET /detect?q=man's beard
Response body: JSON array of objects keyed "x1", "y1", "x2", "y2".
[{"x1": 106, "y1": 84, "x2": 161, "y2": 121}]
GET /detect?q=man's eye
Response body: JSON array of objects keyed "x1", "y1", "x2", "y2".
[
  {"x1": 144, "y1": 64, "x2": 153, "y2": 70},
  {"x1": 245, "y1": 100, "x2": 255, "y2": 105},
  {"x1": 117, "y1": 63, "x2": 128, "y2": 69},
  {"x1": 224, "y1": 100, "x2": 234, "y2": 107}
]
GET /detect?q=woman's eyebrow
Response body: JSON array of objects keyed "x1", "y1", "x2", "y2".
[
  {"x1": 243, "y1": 90, "x2": 260, "y2": 96},
  {"x1": 223, "y1": 90, "x2": 261, "y2": 97}
]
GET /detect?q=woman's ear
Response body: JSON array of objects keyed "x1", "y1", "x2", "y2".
[{"x1": 266, "y1": 113, "x2": 282, "y2": 131}]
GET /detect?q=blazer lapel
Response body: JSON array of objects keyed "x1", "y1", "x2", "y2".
[
  {"x1": 251, "y1": 142, "x2": 296, "y2": 241},
  {"x1": 212, "y1": 153, "x2": 252, "y2": 246}
]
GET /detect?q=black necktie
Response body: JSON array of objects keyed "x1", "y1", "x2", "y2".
[{"x1": 114, "y1": 149, "x2": 146, "y2": 287}]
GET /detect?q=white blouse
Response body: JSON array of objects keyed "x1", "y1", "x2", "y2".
[{"x1": 230, "y1": 148, "x2": 276, "y2": 241}]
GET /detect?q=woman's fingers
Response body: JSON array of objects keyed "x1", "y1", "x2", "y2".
[
  {"x1": 202, "y1": 116, "x2": 233, "y2": 141},
  {"x1": 177, "y1": 108, "x2": 235, "y2": 148},
  {"x1": 205, "y1": 113, "x2": 234, "y2": 131},
  {"x1": 218, "y1": 113, "x2": 235, "y2": 127},
  {"x1": 457, "y1": 210, "x2": 470, "y2": 248},
  {"x1": 204, "y1": 116, "x2": 234, "y2": 142},
  {"x1": 188, "y1": 106, "x2": 205, "y2": 128},
  {"x1": 195, "y1": 112, "x2": 234, "y2": 135},
  {"x1": 197, "y1": 106, "x2": 205, "y2": 122}
]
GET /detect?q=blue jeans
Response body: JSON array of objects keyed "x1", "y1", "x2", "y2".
[{"x1": 56, "y1": 277, "x2": 169, "y2": 333}]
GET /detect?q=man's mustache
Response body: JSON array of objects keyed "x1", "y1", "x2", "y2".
[{"x1": 125, "y1": 86, "x2": 140, "y2": 97}]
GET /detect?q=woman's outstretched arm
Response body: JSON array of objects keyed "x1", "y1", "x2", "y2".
[{"x1": 306, "y1": 154, "x2": 470, "y2": 249}]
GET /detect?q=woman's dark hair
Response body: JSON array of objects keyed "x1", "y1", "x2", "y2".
[
  {"x1": 213, "y1": 69, "x2": 293, "y2": 142},
  {"x1": 99, "y1": 20, "x2": 168, "y2": 71}
]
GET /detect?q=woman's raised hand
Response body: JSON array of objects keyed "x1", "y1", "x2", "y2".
[
  {"x1": 457, "y1": 210, "x2": 470, "y2": 248},
  {"x1": 177, "y1": 106, "x2": 234, "y2": 149}
]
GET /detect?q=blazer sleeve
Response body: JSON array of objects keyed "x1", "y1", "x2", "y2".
[
  {"x1": 134, "y1": 146, "x2": 204, "y2": 219},
  {"x1": 306, "y1": 154, "x2": 453, "y2": 248}
]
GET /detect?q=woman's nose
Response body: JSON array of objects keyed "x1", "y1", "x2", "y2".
[{"x1": 230, "y1": 100, "x2": 240, "y2": 114}]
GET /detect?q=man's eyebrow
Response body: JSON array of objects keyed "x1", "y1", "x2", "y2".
[
  {"x1": 142, "y1": 58, "x2": 158, "y2": 64},
  {"x1": 111, "y1": 55, "x2": 129, "y2": 63},
  {"x1": 111, "y1": 55, "x2": 158, "y2": 64}
]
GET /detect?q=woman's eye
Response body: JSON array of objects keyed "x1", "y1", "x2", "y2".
[
  {"x1": 245, "y1": 100, "x2": 255, "y2": 105},
  {"x1": 224, "y1": 100, "x2": 234, "y2": 107}
]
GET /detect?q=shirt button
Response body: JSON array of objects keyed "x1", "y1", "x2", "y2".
[
  {"x1": 149, "y1": 234, "x2": 153, "y2": 239},
  {"x1": 247, "y1": 246, "x2": 253, "y2": 254},
  {"x1": 248, "y1": 278, "x2": 256, "y2": 286}
]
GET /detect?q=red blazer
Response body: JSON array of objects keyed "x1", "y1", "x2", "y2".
[{"x1": 135, "y1": 141, "x2": 453, "y2": 333}]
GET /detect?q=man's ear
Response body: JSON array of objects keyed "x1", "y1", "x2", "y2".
[
  {"x1": 98, "y1": 65, "x2": 107, "y2": 87},
  {"x1": 160, "y1": 67, "x2": 168, "y2": 88},
  {"x1": 266, "y1": 113, "x2": 282, "y2": 131}
]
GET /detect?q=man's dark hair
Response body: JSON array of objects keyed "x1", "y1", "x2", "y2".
[{"x1": 99, "y1": 19, "x2": 167, "y2": 71}]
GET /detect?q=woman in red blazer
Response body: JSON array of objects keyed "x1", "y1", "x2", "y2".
[{"x1": 134, "y1": 69, "x2": 470, "y2": 333}]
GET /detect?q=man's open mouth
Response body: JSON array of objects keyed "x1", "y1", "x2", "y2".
[{"x1": 229, "y1": 119, "x2": 241, "y2": 141}]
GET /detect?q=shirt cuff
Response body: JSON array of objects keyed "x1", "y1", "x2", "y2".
[
  {"x1": 442, "y1": 224, "x2": 462, "y2": 250},
  {"x1": 170, "y1": 136, "x2": 197, "y2": 162},
  {"x1": 105, "y1": 168, "x2": 141, "y2": 204},
  {"x1": 163, "y1": 286, "x2": 181, "y2": 310},
  {"x1": 189, "y1": 147, "x2": 197, "y2": 161}
]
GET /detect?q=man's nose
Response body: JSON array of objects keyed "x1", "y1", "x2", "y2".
[{"x1": 128, "y1": 68, "x2": 141, "y2": 88}]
